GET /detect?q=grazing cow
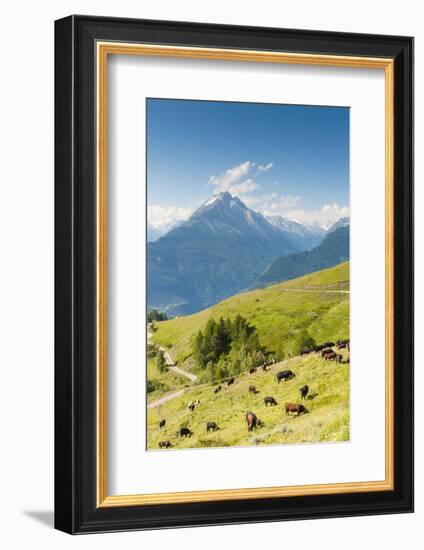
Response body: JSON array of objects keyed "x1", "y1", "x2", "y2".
[
  {"x1": 262, "y1": 363, "x2": 268, "y2": 372},
  {"x1": 206, "y1": 421, "x2": 219, "y2": 432},
  {"x1": 264, "y1": 396, "x2": 278, "y2": 407},
  {"x1": 285, "y1": 402, "x2": 309, "y2": 416},
  {"x1": 158, "y1": 441, "x2": 172, "y2": 448},
  {"x1": 214, "y1": 385, "x2": 222, "y2": 394},
  {"x1": 321, "y1": 348, "x2": 334, "y2": 358},
  {"x1": 227, "y1": 377, "x2": 235, "y2": 386},
  {"x1": 245, "y1": 411, "x2": 262, "y2": 431},
  {"x1": 314, "y1": 344, "x2": 325, "y2": 352},
  {"x1": 337, "y1": 338, "x2": 349, "y2": 347},
  {"x1": 187, "y1": 399, "x2": 200, "y2": 412},
  {"x1": 249, "y1": 384, "x2": 258, "y2": 394},
  {"x1": 276, "y1": 370, "x2": 296, "y2": 383},
  {"x1": 249, "y1": 367, "x2": 257, "y2": 375},
  {"x1": 159, "y1": 419, "x2": 166, "y2": 429},
  {"x1": 324, "y1": 351, "x2": 337, "y2": 361},
  {"x1": 179, "y1": 427, "x2": 193, "y2": 438},
  {"x1": 322, "y1": 341, "x2": 335, "y2": 348},
  {"x1": 337, "y1": 341, "x2": 347, "y2": 350},
  {"x1": 299, "y1": 385, "x2": 309, "y2": 399}
]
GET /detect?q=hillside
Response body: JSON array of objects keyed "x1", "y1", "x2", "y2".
[
  {"x1": 147, "y1": 349, "x2": 350, "y2": 449},
  {"x1": 252, "y1": 225, "x2": 349, "y2": 289},
  {"x1": 152, "y1": 262, "x2": 350, "y2": 368},
  {"x1": 147, "y1": 192, "x2": 326, "y2": 316}
]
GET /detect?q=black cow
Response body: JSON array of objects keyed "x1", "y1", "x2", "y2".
[
  {"x1": 158, "y1": 441, "x2": 172, "y2": 448},
  {"x1": 276, "y1": 370, "x2": 296, "y2": 383},
  {"x1": 249, "y1": 367, "x2": 257, "y2": 375},
  {"x1": 214, "y1": 385, "x2": 222, "y2": 394},
  {"x1": 299, "y1": 385, "x2": 309, "y2": 399},
  {"x1": 159, "y1": 419, "x2": 166, "y2": 429},
  {"x1": 246, "y1": 411, "x2": 262, "y2": 431},
  {"x1": 206, "y1": 421, "x2": 219, "y2": 432},
  {"x1": 336, "y1": 338, "x2": 349, "y2": 348},
  {"x1": 179, "y1": 427, "x2": 192, "y2": 438},
  {"x1": 264, "y1": 396, "x2": 278, "y2": 407},
  {"x1": 227, "y1": 377, "x2": 235, "y2": 386},
  {"x1": 324, "y1": 351, "x2": 337, "y2": 361}
]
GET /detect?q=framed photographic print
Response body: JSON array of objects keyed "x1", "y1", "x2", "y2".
[{"x1": 54, "y1": 15, "x2": 414, "y2": 534}]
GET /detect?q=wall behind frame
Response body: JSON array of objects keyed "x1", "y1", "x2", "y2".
[{"x1": 0, "y1": 1, "x2": 419, "y2": 549}]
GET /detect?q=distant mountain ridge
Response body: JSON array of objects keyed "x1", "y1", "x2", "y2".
[
  {"x1": 327, "y1": 216, "x2": 349, "y2": 234},
  {"x1": 266, "y1": 215, "x2": 326, "y2": 250},
  {"x1": 147, "y1": 192, "x2": 330, "y2": 316},
  {"x1": 252, "y1": 225, "x2": 349, "y2": 289}
]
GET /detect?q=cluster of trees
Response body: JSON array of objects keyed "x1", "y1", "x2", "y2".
[
  {"x1": 192, "y1": 315, "x2": 265, "y2": 382},
  {"x1": 147, "y1": 342, "x2": 167, "y2": 373},
  {"x1": 294, "y1": 329, "x2": 316, "y2": 355},
  {"x1": 147, "y1": 309, "x2": 168, "y2": 322}
]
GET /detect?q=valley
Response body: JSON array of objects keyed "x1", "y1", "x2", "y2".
[{"x1": 147, "y1": 262, "x2": 350, "y2": 450}]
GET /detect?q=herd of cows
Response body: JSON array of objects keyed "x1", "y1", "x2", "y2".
[{"x1": 155, "y1": 338, "x2": 350, "y2": 449}]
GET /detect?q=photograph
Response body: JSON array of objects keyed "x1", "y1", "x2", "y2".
[{"x1": 146, "y1": 98, "x2": 351, "y2": 450}]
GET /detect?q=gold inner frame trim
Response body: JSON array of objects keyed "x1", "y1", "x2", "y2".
[{"x1": 96, "y1": 42, "x2": 395, "y2": 508}]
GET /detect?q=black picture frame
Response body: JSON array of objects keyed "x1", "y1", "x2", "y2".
[{"x1": 55, "y1": 15, "x2": 414, "y2": 534}]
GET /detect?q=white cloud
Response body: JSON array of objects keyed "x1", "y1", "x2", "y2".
[
  {"x1": 229, "y1": 178, "x2": 259, "y2": 196},
  {"x1": 208, "y1": 161, "x2": 253, "y2": 193},
  {"x1": 244, "y1": 192, "x2": 303, "y2": 214},
  {"x1": 284, "y1": 203, "x2": 350, "y2": 229},
  {"x1": 208, "y1": 160, "x2": 274, "y2": 197},
  {"x1": 148, "y1": 205, "x2": 193, "y2": 229},
  {"x1": 256, "y1": 162, "x2": 273, "y2": 174}
]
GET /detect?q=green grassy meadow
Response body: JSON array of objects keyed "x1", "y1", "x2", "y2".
[
  {"x1": 152, "y1": 262, "x2": 349, "y2": 365},
  {"x1": 147, "y1": 262, "x2": 350, "y2": 450},
  {"x1": 147, "y1": 350, "x2": 350, "y2": 449}
]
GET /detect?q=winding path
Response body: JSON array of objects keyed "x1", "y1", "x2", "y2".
[
  {"x1": 148, "y1": 329, "x2": 198, "y2": 382},
  {"x1": 148, "y1": 389, "x2": 186, "y2": 409},
  {"x1": 279, "y1": 287, "x2": 349, "y2": 294}
]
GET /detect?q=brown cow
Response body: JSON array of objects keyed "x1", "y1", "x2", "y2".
[
  {"x1": 285, "y1": 402, "x2": 309, "y2": 416},
  {"x1": 324, "y1": 351, "x2": 337, "y2": 361},
  {"x1": 246, "y1": 411, "x2": 262, "y2": 431}
]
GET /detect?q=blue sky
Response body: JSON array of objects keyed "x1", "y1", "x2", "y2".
[{"x1": 146, "y1": 98, "x2": 349, "y2": 230}]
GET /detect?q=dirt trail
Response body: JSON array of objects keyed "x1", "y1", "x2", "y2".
[
  {"x1": 147, "y1": 389, "x2": 186, "y2": 409},
  {"x1": 279, "y1": 288, "x2": 349, "y2": 294}
]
